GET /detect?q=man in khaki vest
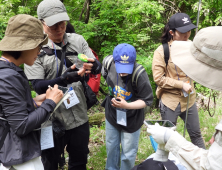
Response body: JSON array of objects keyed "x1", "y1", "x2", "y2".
[{"x1": 25, "y1": 0, "x2": 101, "y2": 170}]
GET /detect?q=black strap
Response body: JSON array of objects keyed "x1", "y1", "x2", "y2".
[
  {"x1": 58, "y1": 46, "x2": 67, "y2": 77},
  {"x1": 162, "y1": 43, "x2": 170, "y2": 67},
  {"x1": 0, "y1": 122, "x2": 10, "y2": 150}
]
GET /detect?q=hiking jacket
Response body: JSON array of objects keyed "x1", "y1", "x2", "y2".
[
  {"x1": 152, "y1": 40, "x2": 195, "y2": 112},
  {"x1": 165, "y1": 120, "x2": 222, "y2": 170},
  {"x1": 0, "y1": 61, "x2": 56, "y2": 166},
  {"x1": 25, "y1": 33, "x2": 100, "y2": 130}
]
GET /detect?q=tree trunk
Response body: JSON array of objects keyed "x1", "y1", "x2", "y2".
[
  {"x1": 84, "y1": 0, "x2": 91, "y2": 24},
  {"x1": 79, "y1": 0, "x2": 87, "y2": 21}
]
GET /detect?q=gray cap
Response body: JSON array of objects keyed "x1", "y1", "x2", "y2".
[{"x1": 37, "y1": 0, "x2": 70, "y2": 26}]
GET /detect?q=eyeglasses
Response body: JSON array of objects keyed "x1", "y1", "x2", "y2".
[{"x1": 43, "y1": 21, "x2": 67, "y2": 30}]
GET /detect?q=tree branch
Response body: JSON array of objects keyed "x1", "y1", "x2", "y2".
[{"x1": 79, "y1": 0, "x2": 87, "y2": 21}]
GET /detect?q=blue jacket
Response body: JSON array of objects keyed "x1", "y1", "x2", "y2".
[{"x1": 0, "y1": 61, "x2": 56, "y2": 166}]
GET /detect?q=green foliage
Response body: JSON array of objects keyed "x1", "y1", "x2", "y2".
[
  {"x1": 31, "y1": 90, "x2": 36, "y2": 98},
  {"x1": 0, "y1": 0, "x2": 221, "y2": 102}
]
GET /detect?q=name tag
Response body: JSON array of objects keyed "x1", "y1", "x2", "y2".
[
  {"x1": 182, "y1": 89, "x2": 194, "y2": 97},
  {"x1": 41, "y1": 125, "x2": 54, "y2": 150},
  {"x1": 63, "y1": 87, "x2": 80, "y2": 109},
  {"x1": 116, "y1": 108, "x2": 127, "y2": 126}
]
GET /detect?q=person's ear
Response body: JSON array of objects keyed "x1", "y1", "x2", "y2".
[{"x1": 169, "y1": 30, "x2": 174, "y2": 36}]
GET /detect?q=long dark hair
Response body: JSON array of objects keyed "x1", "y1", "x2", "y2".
[{"x1": 160, "y1": 23, "x2": 175, "y2": 44}]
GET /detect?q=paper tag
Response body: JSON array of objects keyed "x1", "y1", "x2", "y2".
[
  {"x1": 116, "y1": 108, "x2": 127, "y2": 126},
  {"x1": 182, "y1": 89, "x2": 194, "y2": 97},
  {"x1": 40, "y1": 126, "x2": 54, "y2": 150},
  {"x1": 63, "y1": 87, "x2": 80, "y2": 109}
]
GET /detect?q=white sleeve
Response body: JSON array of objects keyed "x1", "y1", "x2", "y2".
[{"x1": 165, "y1": 132, "x2": 209, "y2": 170}]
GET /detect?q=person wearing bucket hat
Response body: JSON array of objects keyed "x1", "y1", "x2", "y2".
[
  {"x1": 147, "y1": 26, "x2": 222, "y2": 170},
  {"x1": 101, "y1": 43, "x2": 153, "y2": 170},
  {"x1": 0, "y1": 14, "x2": 64, "y2": 170},
  {"x1": 152, "y1": 12, "x2": 206, "y2": 149},
  {"x1": 24, "y1": 0, "x2": 102, "y2": 169}
]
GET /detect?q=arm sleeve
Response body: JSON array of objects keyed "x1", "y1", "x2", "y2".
[
  {"x1": 24, "y1": 58, "x2": 45, "y2": 80},
  {"x1": 152, "y1": 49, "x2": 184, "y2": 89},
  {"x1": 1, "y1": 73, "x2": 56, "y2": 137},
  {"x1": 81, "y1": 35, "x2": 95, "y2": 59},
  {"x1": 31, "y1": 78, "x2": 67, "y2": 95},
  {"x1": 135, "y1": 71, "x2": 154, "y2": 106},
  {"x1": 165, "y1": 132, "x2": 209, "y2": 170}
]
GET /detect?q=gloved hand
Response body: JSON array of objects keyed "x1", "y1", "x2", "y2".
[
  {"x1": 83, "y1": 58, "x2": 102, "y2": 74},
  {"x1": 60, "y1": 67, "x2": 81, "y2": 84},
  {"x1": 91, "y1": 59, "x2": 100, "y2": 72},
  {"x1": 147, "y1": 123, "x2": 175, "y2": 144}
]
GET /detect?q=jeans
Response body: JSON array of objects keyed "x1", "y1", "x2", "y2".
[
  {"x1": 105, "y1": 119, "x2": 141, "y2": 170},
  {"x1": 160, "y1": 101, "x2": 205, "y2": 149}
]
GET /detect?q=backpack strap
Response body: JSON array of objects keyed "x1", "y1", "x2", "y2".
[
  {"x1": 102, "y1": 55, "x2": 114, "y2": 79},
  {"x1": 162, "y1": 43, "x2": 170, "y2": 67},
  {"x1": 132, "y1": 63, "x2": 146, "y2": 94},
  {"x1": 132, "y1": 64, "x2": 146, "y2": 87},
  {"x1": 38, "y1": 47, "x2": 54, "y2": 57},
  {"x1": 57, "y1": 45, "x2": 67, "y2": 77},
  {"x1": 104, "y1": 55, "x2": 114, "y2": 70}
]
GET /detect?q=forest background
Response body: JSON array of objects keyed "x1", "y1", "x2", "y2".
[{"x1": 0, "y1": 0, "x2": 222, "y2": 98}]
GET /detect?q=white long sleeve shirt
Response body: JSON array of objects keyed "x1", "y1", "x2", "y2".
[{"x1": 165, "y1": 121, "x2": 222, "y2": 170}]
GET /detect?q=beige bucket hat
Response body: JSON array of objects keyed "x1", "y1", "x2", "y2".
[
  {"x1": 0, "y1": 14, "x2": 48, "y2": 51},
  {"x1": 171, "y1": 26, "x2": 222, "y2": 91}
]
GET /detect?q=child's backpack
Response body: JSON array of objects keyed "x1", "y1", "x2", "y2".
[
  {"x1": 102, "y1": 55, "x2": 150, "y2": 113},
  {"x1": 87, "y1": 49, "x2": 101, "y2": 95}
]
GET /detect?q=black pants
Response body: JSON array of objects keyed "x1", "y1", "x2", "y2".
[{"x1": 41, "y1": 121, "x2": 90, "y2": 170}]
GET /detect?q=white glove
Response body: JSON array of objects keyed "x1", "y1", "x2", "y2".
[{"x1": 147, "y1": 123, "x2": 175, "y2": 144}]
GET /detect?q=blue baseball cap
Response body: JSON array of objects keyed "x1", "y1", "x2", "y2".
[{"x1": 113, "y1": 43, "x2": 136, "y2": 74}]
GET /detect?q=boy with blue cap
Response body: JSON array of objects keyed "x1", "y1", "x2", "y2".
[{"x1": 101, "y1": 43, "x2": 153, "y2": 170}]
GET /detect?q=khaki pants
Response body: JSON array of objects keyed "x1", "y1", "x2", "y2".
[{"x1": 0, "y1": 157, "x2": 43, "y2": 170}]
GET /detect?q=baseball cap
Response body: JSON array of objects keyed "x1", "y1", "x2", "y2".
[
  {"x1": 113, "y1": 43, "x2": 136, "y2": 74},
  {"x1": 37, "y1": 0, "x2": 70, "y2": 26},
  {"x1": 168, "y1": 13, "x2": 197, "y2": 33},
  {"x1": 0, "y1": 14, "x2": 48, "y2": 51}
]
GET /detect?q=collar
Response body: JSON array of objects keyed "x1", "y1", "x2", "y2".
[
  {"x1": 0, "y1": 60, "x2": 24, "y2": 73},
  {"x1": 44, "y1": 33, "x2": 68, "y2": 50}
]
